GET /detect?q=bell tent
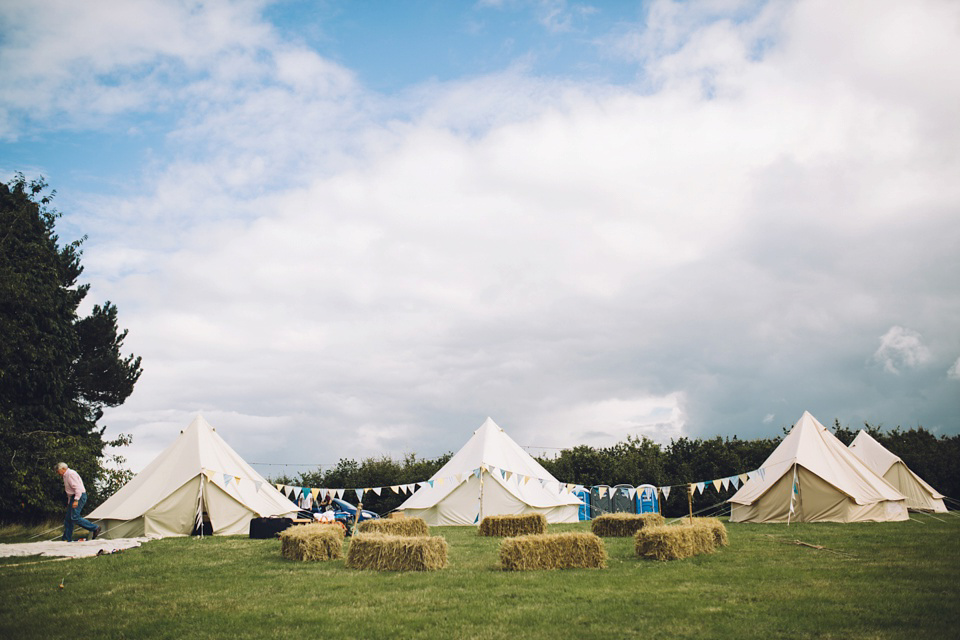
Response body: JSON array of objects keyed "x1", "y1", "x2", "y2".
[
  {"x1": 398, "y1": 417, "x2": 581, "y2": 525},
  {"x1": 729, "y1": 411, "x2": 908, "y2": 523},
  {"x1": 848, "y1": 430, "x2": 947, "y2": 513},
  {"x1": 89, "y1": 415, "x2": 298, "y2": 538}
]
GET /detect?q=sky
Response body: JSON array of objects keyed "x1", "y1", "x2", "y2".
[{"x1": 2, "y1": 0, "x2": 959, "y2": 478}]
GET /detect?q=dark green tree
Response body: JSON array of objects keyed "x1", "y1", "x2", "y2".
[{"x1": 0, "y1": 174, "x2": 142, "y2": 522}]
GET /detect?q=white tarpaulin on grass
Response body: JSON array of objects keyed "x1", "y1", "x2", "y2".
[
  {"x1": 0, "y1": 537, "x2": 154, "y2": 559},
  {"x1": 398, "y1": 417, "x2": 581, "y2": 525}
]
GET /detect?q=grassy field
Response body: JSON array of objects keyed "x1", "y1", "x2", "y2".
[{"x1": 1, "y1": 515, "x2": 958, "y2": 639}]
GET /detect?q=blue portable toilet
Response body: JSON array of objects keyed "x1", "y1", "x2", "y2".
[
  {"x1": 590, "y1": 485, "x2": 612, "y2": 518},
  {"x1": 574, "y1": 487, "x2": 591, "y2": 521},
  {"x1": 636, "y1": 484, "x2": 659, "y2": 514},
  {"x1": 612, "y1": 484, "x2": 637, "y2": 514}
]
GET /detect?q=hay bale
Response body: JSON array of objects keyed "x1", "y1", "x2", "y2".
[
  {"x1": 691, "y1": 517, "x2": 728, "y2": 547},
  {"x1": 478, "y1": 513, "x2": 547, "y2": 537},
  {"x1": 499, "y1": 532, "x2": 607, "y2": 571},
  {"x1": 279, "y1": 522, "x2": 345, "y2": 561},
  {"x1": 345, "y1": 533, "x2": 448, "y2": 571},
  {"x1": 590, "y1": 513, "x2": 665, "y2": 537},
  {"x1": 357, "y1": 517, "x2": 429, "y2": 537},
  {"x1": 634, "y1": 522, "x2": 719, "y2": 561}
]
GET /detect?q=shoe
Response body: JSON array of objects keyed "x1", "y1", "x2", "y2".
[{"x1": 92, "y1": 526, "x2": 101, "y2": 540}]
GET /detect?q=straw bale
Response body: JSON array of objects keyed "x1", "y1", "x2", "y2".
[
  {"x1": 634, "y1": 522, "x2": 719, "y2": 561},
  {"x1": 345, "y1": 533, "x2": 448, "y2": 571},
  {"x1": 279, "y1": 522, "x2": 345, "y2": 562},
  {"x1": 691, "y1": 517, "x2": 728, "y2": 547},
  {"x1": 590, "y1": 513, "x2": 665, "y2": 537},
  {"x1": 499, "y1": 532, "x2": 607, "y2": 571},
  {"x1": 357, "y1": 517, "x2": 429, "y2": 537},
  {"x1": 478, "y1": 513, "x2": 547, "y2": 537}
]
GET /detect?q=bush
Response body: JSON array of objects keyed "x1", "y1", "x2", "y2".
[
  {"x1": 478, "y1": 513, "x2": 547, "y2": 537},
  {"x1": 499, "y1": 532, "x2": 607, "y2": 571}
]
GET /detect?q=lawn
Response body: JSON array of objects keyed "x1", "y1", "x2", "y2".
[{"x1": 1, "y1": 515, "x2": 958, "y2": 639}]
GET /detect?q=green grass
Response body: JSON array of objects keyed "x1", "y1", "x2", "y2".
[{"x1": 1, "y1": 516, "x2": 958, "y2": 639}]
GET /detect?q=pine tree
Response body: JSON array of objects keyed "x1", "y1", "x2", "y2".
[{"x1": 0, "y1": 174, "x2": 142, "y2": 521}]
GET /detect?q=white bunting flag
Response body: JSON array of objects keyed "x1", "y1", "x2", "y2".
[
  {"x1": 661, "y1": 486, "x2": 671, "y2": 500},
  {"x1": 372, "y1": 487, "x2": 382, "y2": 496},
  {"x1": 628, "y1": 487, "x2": 637, "y2": 500},
  {"x1": 721, "y1": 478, "x2": 730, "y2": 491},
  {"x1": 336, "y1": 488, "x2": 345, "y2": 499},
  {"x1": 731, "y1": 476, "x2": 740, "y2": 489}
]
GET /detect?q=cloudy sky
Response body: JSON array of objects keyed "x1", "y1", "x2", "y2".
[{"x1": 2, "y1": 0, "x2": 958, "y2": 477}]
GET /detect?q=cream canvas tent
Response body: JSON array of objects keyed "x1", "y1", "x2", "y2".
[
  {"x1": 729, "y1": 411, "x2": 908, "y2": 523},
  {"x1": 849, "y1": 430, "x2": 947, "y2": 512},
  {"x1": 398, "y1": 418, "x2": 581, "y2": 525},
  {"x1": 89, "y1": 415, "x2": 298, "y2": 538}
]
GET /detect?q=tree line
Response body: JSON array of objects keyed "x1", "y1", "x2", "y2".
[{"x1": 272, "y1": 423, "x2": 958, "y2": 518}]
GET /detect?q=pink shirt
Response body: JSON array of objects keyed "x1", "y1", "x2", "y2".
[{"x1": 63, "y1": 468, "x2": 85, "y2": 500}]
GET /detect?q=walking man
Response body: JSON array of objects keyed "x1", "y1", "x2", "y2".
[{"x1": 56, "y1": 462, "x2": 100, "y2": 541}]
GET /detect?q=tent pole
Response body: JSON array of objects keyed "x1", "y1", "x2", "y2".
[
  {"x1": 196, "y1": 474, "x2": 206, "y2": 539},
  {"x1": 479, "y1": 468, "x2": 485, "y2": 524},
  {"x1": 687, "y1": 484, "x2": 694, "y2": 523}
]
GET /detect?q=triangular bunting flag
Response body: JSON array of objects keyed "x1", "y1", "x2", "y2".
[
  {"x1": 758, "y1": 468, "x2": 766, "y2": 480},
  {"x1": 391, "y1": 485, "x2": 400, "y2": 494},
  {"x1": 336, "y1": 488, "x2": 345, "y2": 499},
  {"x1": 355, "y1": 488, "x2": 365, "y2": 501},
  {"x1": 662, "y1": 486, "x2": 671, "y2": 499},
  {"x1": 437, "y1": 478, "x2": 445, "y2": 487},
  {"x1": 712, "y1": 479, "x2": 722, "y2": 492},
  {"x1": 301, "y1": 487, "x2": 311, "y2": 498},
  {"x1": 456, "y1": 474, "x2": 463, "y2": 485},
  {"x1": 428, "y1": 480, "x2": 435, "y2": 488},
  {"x1": 255, "y1": 481, "x2": 264, "y2": 493},
  {"x1": 628, "y1": 487, "x2": 637, "y2": 500},
  {"x1": 276, "y1": 484, "x2": 283, "y2": 493},
  {"x1": 739, "y1": 473, "x2": 748, "y2": 483},
  {"x1": 505, "y1": 471, "x2": 513, "y2": 482},
  {"x1": 721, "y1": 478, "x2": 730, "y2": 490},
  {"x1": 223, "y1": 474, "x2": 233, "y2": 486},
  {"x1": 311, "y1": 488, "x2": 320, "y2": 500},
  {"x1": 372, "y1": 487, "x2": 382, "y2": 496},
  {"x1": 697, "y1": 482, "x2": 706, "y2": 494},
  {"x1": 731, "y1": 476, "x2": 740, "y2": 489},
  {"x1": 523, "y1": 475, "x2": 531, "y2": 485}
]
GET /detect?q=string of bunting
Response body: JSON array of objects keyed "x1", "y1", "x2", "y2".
[{"x1": 269, "y1": 461, "x2": 779, "y2": 504}]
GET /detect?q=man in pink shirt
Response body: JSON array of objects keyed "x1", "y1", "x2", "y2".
[{"x1": 56, "y1": 462, "x2": 101, "y2": 541}]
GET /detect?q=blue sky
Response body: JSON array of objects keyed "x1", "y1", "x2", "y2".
[{"x1": 2, "y1": 0, "x2": 959, "y2": 476}]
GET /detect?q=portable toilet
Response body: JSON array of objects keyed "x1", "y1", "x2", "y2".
[
  {"x1": 590, "y1": 485, "x2": 612, "y2": 518},
  {"x1": 636, "y1": 484, "x2": 659, "y2": 514},
  {"x1": 573, "y1": 487, "x2": 591, "y2": 521},
  {"x1": 612, "y1": 484, "x2": 637, "y2": 513}
]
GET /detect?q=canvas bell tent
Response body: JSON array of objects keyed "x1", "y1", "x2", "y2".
[
  {"x1": 848, "y1": 430, "x2": 947, "y2": 512},
  {"x1": 89, "y1": 415, "x2": 298, "y2": 538},
  {"x1": 729, "y1": 411, "x2": 908, "y2": 523},
  {"x1": 398, "y1": 418, "x2": 581, "y2": 525}
]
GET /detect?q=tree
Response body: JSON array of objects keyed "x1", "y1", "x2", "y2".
[{"x1": 0, "y1": 174, "x2": 142, "y2": 522}]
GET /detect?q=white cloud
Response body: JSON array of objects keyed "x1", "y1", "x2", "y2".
[
  {"x1": 948, "y1": 358, "x2": 960, "y2": 381},
  {"x1": 7, "y1": 0, "x2": 960, "y2": 469},
  {"x1": 873, "y1": 326, "x2": 933, "y2": 374}
]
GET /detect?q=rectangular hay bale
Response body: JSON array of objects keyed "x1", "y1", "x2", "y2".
[
  {"x1": 478, "y1": 513, "x2": 547, "y2": 537},
  {"x1": 345, "y1": 533, "x2": 448, "y2": 571},
  {"x1": 590, "y1": 513, "x2": 666, "y2": 537},
  {"x1": 690, "y1": 517, "x2": 728, "y2": 547},
  {"x1": 279, "y1": 522, "x2": 345, "y2": 561},
  {"x1": 634, "y1": 522, "x2": 719, "y2": 561},
  {"x1": 357, "y1": 517, "x2": 429, "y2": 537},
  {"x1": 499, "y1": 532, "x2": 607, "y2": 571}
]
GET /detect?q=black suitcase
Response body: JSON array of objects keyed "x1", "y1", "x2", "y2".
[{"x1": 249, "y1": 517, "x2": 293, "y2": 539}]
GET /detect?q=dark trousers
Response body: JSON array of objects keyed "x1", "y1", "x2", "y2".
[{"x1": 63, "y1": 492, "x2": 97, "y2": 541}]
